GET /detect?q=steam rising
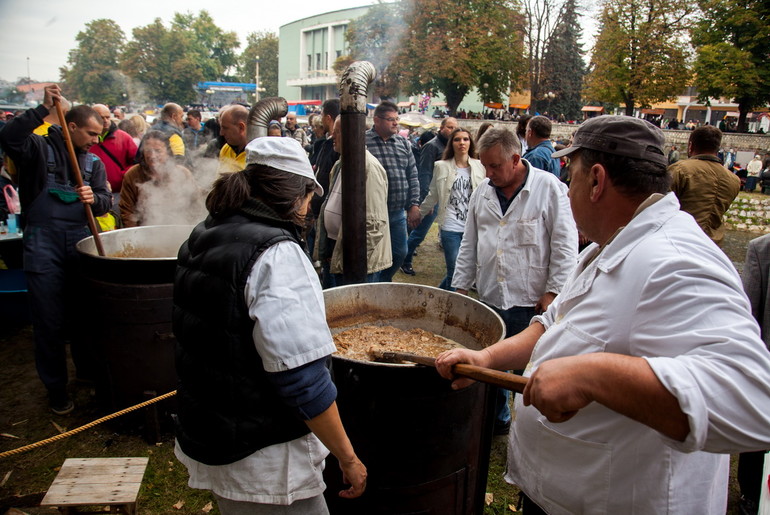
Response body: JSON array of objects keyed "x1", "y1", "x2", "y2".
[{"x1": 132, "y1": 160, "x2": 208, "y2": 227}]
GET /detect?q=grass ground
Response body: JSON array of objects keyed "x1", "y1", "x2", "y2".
[{"x1": 0, "y1": 222, "x2": 751, "y2": 514}]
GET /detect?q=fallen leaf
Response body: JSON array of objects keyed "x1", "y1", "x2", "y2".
[
  {"x1": 485, "y1": 492, "x2": 494, "y2": 505},
  {"x1": 50, "y1": 420, "x2": 66, "y2": 434},
  {"x1": 11, "y1": 419, "x2": 27, "y2": 426},
  {"x1": 0, "y1": 433, "x2": 20, "y2": 439},
  {"x1": 202, "y1": 501, "x2": 213, "y2": 513},
  {"x1": 1, "y1": 470, "x2": 12, "y2": 487},
  {"x1": 508, "y1": 504, "x2": 519, "y2": 512},
  {"x1": 173, "y1": 500, "x2": 185, "y2": 510}
]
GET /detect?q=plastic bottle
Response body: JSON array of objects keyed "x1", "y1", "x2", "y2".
[{"x1": 0, "y1": 221, "x2": 6, "y2": 235}]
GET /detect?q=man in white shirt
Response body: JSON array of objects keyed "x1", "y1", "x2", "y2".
[
  {"x1": 451, "y1": 127, "x2": 578, "y2": 434},
  {"x1": 437, "y1": 116, "x2": 770, "y2": 514}
]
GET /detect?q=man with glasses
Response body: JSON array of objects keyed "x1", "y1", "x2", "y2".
[{"x1": 366, "y1": 101, "x2": 420, "y2": 282}]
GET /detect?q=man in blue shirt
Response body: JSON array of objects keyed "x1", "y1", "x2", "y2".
[{"x1": 523, "y1": 115, "x2": 560, "y2": 176}]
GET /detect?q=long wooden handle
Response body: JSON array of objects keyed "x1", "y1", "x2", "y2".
[
  {"x1": 385, "y1": 351, "x2": 528, "y2": 393},
  {"x1": 53, "y1": 98, "x2": 105, "y2": 256}
]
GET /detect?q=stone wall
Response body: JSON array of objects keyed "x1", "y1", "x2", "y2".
[
  {"x1": 453, "y1": 119, "x2": 770, "y2": 153},
  {"x1": 724, "y1": 194, "x2": 770, "y2": 233}
]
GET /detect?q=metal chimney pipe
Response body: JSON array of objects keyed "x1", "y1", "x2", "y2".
[
  {"x1": 246, "y1": 97, "x2": 288, "y2": 141},
  {"x1": 339, "y1": 61, "x2": 376, "y2": 284}
]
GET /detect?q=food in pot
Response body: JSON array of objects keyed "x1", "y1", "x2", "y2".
[
  {"x1": 108, "y1": 243, "x2": 174, "y2": 258},
  {"x1": 333, "y1": 325, "x2": 464, "y2": 362}
]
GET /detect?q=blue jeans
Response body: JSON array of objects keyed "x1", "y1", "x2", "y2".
[
  {"x1": 404, "y1": 205, "x2": 438, "y2": 267},
  {"x1": 489, "y1": 305, "x2": 537, "y2": 427},
  {"x1": 333, "y1": 271, "x2": 380, "y2": 285},
  {"x1": 379, "y1": 209, "x2": 408, "y2": 282},
  {"x1": 438, "y1": 229, "x2": 463, "y2": 291}
]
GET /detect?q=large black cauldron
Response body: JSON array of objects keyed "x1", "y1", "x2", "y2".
[
  {"x1": 323, "y1": 283, "x2": 505, "y2": 515},
  {"x1": 76, "y1": 225, "x2": 194, "y2": 429}
]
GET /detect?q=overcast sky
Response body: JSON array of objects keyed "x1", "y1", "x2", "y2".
[{"x1": 0, "y1": 0, "x2": 374, "y2": 82}]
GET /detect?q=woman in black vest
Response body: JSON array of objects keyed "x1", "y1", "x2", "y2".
[{"x1": 173, "y1": 137, "x2": 366, "y2": 514}]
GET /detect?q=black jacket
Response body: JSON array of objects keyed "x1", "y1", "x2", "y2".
[{"x1": 173, "y1": 200, "x2": 312, "y2": 465}]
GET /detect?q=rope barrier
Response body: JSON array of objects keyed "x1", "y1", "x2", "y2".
[{"x1": 0, "y1": 390, "x2": 177, "y2": 459}]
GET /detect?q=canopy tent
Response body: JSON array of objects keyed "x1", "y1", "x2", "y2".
[
  {"x1": 509, "y1": 104, "x2": 529, "y2": 110},
  {"x1": 397, "y1": 101, "x2": 415, "y2": 108},
  {"x1": 484, "y1": 102, "x2": 505, "y2": 109},
  {"x1": 287, "y1": 100, "x2": 322, "y2": 106},
  {"x1": 398, "y1": 111, "x2": 438, "y2": 129},
  {"x1": 431, "y1": 101, "x2": 448, "y2": 107},
  {"x1": 641, "y1": 108, "x2": 665, "y2": 115},
  {"x1": 581, "y1": 106, "x2": 604, "y2": 112}
]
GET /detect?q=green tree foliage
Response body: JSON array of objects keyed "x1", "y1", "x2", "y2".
[
  {"x1": 343, "y1": 1, "x2": 406, "y2": 100},
  {"x1": 394, "y1": 0, "x2": 526, "y2": 114},
  {"x1": 238, "y1": 31, "x2": 279, "y2": 98},
  {"x1": 540, "y1": 0, "x2": 586, "y2": 121},
  {"x1": 691, "y1": 0, "x2": 770, "y2": 132},
  {"x1": 584, "y1": 0, "x2": 694, "y2": 116},
  {"x1": 171, "y1": 11, "x2": 240, "y2": 81},
  {"x1": 59, "y1": 19, "x2": 127, "y2": 105},
  {"x1": 121, "y1": 18, "x2": 203, "y2": 105}
]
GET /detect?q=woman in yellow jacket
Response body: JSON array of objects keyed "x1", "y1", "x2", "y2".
[{"x1": 419, "y1": 128, "x2": 486, "y2": 290}]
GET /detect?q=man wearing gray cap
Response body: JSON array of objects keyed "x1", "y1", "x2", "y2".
[{"x1": 436, "y1": 115, "x2": 770, "y2": 514}]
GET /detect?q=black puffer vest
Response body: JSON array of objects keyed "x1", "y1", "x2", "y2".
[{"x1": 173, "y1": 200, "x2": 312, "y2": 465}]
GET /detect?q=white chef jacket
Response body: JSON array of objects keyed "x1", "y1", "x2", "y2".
[
  {"x1": 452, "y1": 160, "x2": 578, "y2": 308},
  {"x1": 508, "y1": 192, "x2": 770, "y2": 514},
  {"x1": 176, "y1": 240, "x2": 336, "y2": 504}
]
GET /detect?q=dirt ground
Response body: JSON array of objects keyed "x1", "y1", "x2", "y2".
[{"x1": 0, "y1": 227, "x2": 757, "y2": 514}]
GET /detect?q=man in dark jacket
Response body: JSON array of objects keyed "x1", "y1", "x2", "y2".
[{"x1": 0, "y1": 84, "x2": 112, "y2": 415}]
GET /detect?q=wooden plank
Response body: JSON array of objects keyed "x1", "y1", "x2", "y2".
[
  {"x1": 42, "y1": 483, "x2": 141, "y2": 505},
  {"x1": 40, "y1": 457, "x2": 148, "y2": 508},
  {"x1": 50, "y1": 473, "x2": 146, "y2": 485}
]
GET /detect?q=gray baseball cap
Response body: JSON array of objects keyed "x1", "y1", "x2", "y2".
[{"x1": 552, "y1": 115, "x2": 668, "y2": 167}]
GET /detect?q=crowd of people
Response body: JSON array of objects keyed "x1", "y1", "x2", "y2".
[{"x1": 1, "y1": 84, "x2": 770, "y2": 514}]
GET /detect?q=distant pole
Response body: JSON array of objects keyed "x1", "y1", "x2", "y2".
[
  {"x1": 26, "y1": 57, "x2": 30, "y2": 79},
  {"x1": 255, "y1": 56, "x2": 260, "y2": 103}
]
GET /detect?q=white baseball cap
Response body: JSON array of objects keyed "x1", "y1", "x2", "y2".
[{"x1": 245, "y1": 137, "x2": 323, "y2": 196}]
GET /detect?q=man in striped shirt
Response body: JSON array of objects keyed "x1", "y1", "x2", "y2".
[{"x1": 365, "y1": 101, "x2": 421, "y2": 281}]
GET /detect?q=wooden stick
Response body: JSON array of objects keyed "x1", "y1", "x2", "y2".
[
  {"x1": 372, "y1": 350, "x2": 528, "y2": 393},
  {"x1": 53, "y1": 98, "x2": 105, "y2": 256}
]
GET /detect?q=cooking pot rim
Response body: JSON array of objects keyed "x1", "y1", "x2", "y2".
[{"x1": 75, "y1": 224, "x2": 195, "y2": 261}]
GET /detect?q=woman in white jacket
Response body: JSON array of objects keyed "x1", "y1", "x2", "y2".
[{"x1": 419, "y1": 128, "x2": 486, "y2": 290}]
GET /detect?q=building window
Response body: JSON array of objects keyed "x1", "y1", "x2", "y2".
[
  {"x1": 336, "y1": 50, "x2": 342, "y2": 59},
  {"x1": 324, "y1": 52, "x2": 328, "y2": 69},
  {"x1": 316, "y1": 53, "x2": 321, "y2": 71},
  {"x1": 307, "y1": 54, "x2": 312, "y2": 71}
]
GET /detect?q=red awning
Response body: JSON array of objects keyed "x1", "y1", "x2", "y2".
[
  {"x1": 641, "y1": 108, "x2": 665, "y2": 115},
  {"x1": 484, "y1": 102, "x2": 504, "y2": 109},
  {"x1": 287, "y1": 100, "x2": 322, "y2": 106},
  {"x1": 581, "y1": 106, "x2": 604, "y2": 112},
  {"x1": 397, "y1": 101, "x2": 415, "y2": 107}
]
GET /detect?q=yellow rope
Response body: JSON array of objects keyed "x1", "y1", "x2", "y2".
[{"x1": 0, "y1": 390, "x2": 177, "y2": 459}]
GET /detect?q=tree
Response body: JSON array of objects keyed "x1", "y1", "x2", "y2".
[
  {"x1": 584, "y1": 0, "x2": 694, "y2": 116},
  {"x1": 523, "y1": 0, "x2": 563, "y2": 108},
  {"x1": 343, "y1": 1, "x2": 406, "y2": 100},
  {"x1": 121, "y1": 18, "x2": 203, "y2": 105},
  {"x1": 691, "y1": 0, "x2": 770, "y2": 132},
  {"x1": 171, "y1": 11, "x2": 240, "y2": 81},
  {"x1": 59, "y1": 19, "x2": 128, "y2": 105},
  {"x1": 238, "y1": 31, "x2": 278, "y2": 98},
  {"x1": 394, "y1": 0, "x2": 526, "y2": 114},
  {"x1": 540, "y1": 0, "x2": 586, "y2": 120}
]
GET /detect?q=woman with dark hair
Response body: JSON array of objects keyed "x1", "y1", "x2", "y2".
[
  {"x1": 119, "y1": 130, "x2": 204, "y2": 227},
  {"x1": 418, "y1": 127, "x2": 485, "y2": 290},
  {"x1": 475, "y1": 122, "x2": 494, "y2": 156},
  {"x1": 173, "y1": 137, "x2": 366, "y2": 514}
]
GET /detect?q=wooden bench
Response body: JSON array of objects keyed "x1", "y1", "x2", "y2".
[{"x1": 40, "y1": 457, "x2": 149, "y2": 514}]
